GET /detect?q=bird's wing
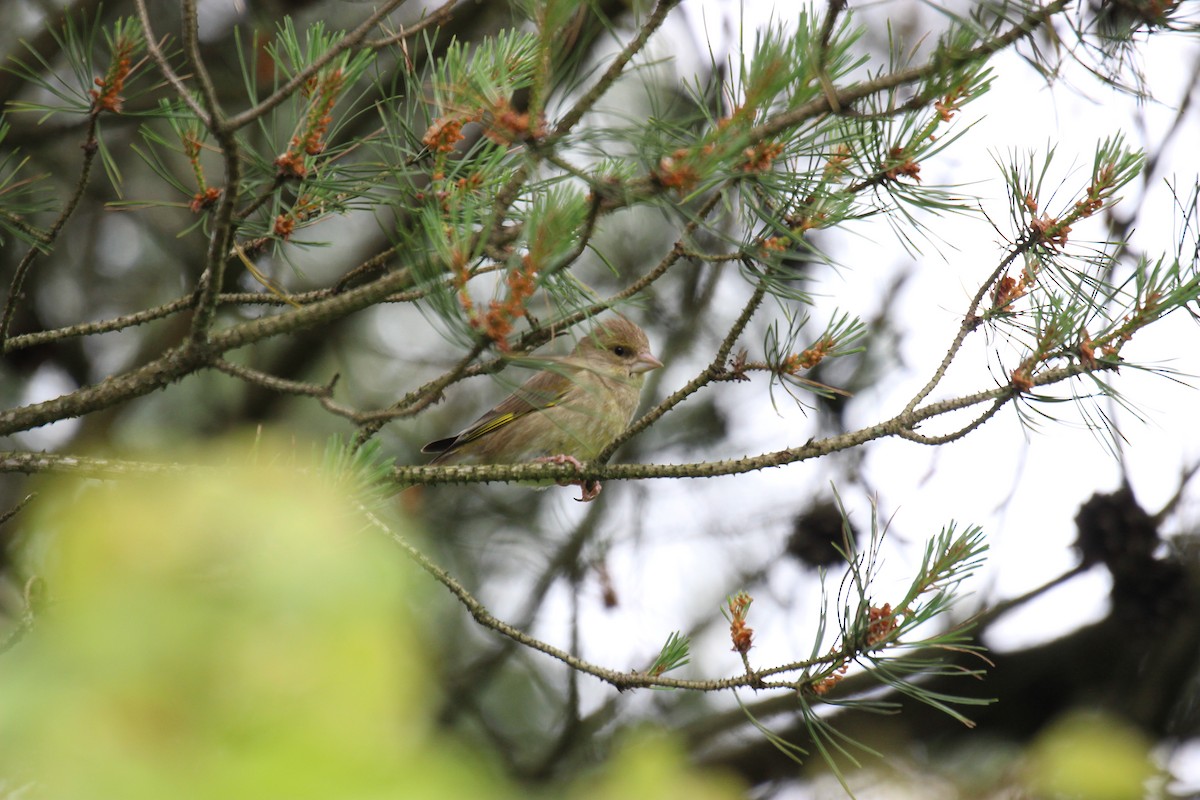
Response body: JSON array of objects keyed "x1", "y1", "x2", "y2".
[{"x1": 421, "y1": 365, "x2": 576, "y2": 455}]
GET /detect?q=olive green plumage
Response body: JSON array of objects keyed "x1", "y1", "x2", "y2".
[{"x1": 422, "y1": 318, "x2": 662, "y2": 466}]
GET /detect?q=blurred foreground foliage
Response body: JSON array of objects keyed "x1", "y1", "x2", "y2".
[{"x1": 0, "y1": 439, "x2": 742, "y2": 799}]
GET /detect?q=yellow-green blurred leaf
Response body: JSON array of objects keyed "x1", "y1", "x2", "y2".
[{"x1": 1024, "y1": 710, "x2": 1158, "y2": 799}]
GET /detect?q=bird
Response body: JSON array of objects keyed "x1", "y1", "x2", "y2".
[{"x1": 421, "y1": 317, "x2": 663, "y2": 501}]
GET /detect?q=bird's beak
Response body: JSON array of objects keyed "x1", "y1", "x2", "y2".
[{"x1": 632, "y1": 352, "x2": 664, "y2": 374}]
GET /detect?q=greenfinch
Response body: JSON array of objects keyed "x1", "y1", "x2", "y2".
[{"x1": 422, "y1": 318, "x2": 663, "y2": 500}]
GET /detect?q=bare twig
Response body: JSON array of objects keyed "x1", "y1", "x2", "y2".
[{"x1": 1, "y1": 113, "x2": 102, "y2": 353}]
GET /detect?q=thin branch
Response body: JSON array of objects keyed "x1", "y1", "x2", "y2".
[
  {"x1": 452, "y1": 501, "x2": 610, "y2": 695},
  {"x1": 134, "y1": 1, "x2": 210, "y2": 125},
  {"x1": 0, "y1": 266, "x2": 418, "y2": 436},
  {"x1": 1, "y1": 112, "x2": 101, "y2": 353},
  {"x1": 904, "y1": 237, "x2": 1032, "y2": 415},
  {"x1": 2, "y1": 284, "x2": 422, "y2": 352},
  {"x1": 753, "y1": 0, "x2": 1069, "y2": 142},
  {"x1": 0, "y1": 451, "x2": 195, "y2": 477},
  {"x1": 180, "y1": 0, "x2": 222, "y2": 132},
  {"x1": 548, "y1": 0, "x2": 683, "y2": 141},
  {"x1": 366, "y1": 0, "x2": 459, "y2": 50},
  {"x1": 0, "y1": 208, "x2": 51, "y2": 244},
  {"x1": 0, "y1": 607, "x2": 34, "y2": 656},
  {"x1": 0, "y1": 492, "x2": 36, "y2": 529},
  {"x1": 896, "y1": 396, "x2": 1008, "y2": 445},
  {"x1": 353, "y1": 339, "x2": 489, "y2": 445},
  {"x1": 1152, "y1": 459, "x2": 1200, "y2": 527},
  {"x1": 365, "y1": 506, "x2": 811, "y2": 692},
  {"x1": 222, "y1": 0, "x2": 412, "y2": 132},
  {"x1": 214, "y1": 358, "x2": 396, "y2": 424},
  {"x1": 180, "y1": 0, "x2": 242, "y2": 345},
  {"x1": 384, "y1": 360, "x2": 1108, "y2": 487},
  {"x1": 971, "y1": 563, "x2": 1090, "y2": 630},
  {"x1": 212, "y1": 357, "x2": 336, "y2": 398},
  {"x1": 4, "y1": 295, "x2": 194, "y2": 350},
  {"x1": 1, "y1": 360, "x2": 1112, "y2": 484},
  {"x1": 815, "y1": 0, "x2": 849, "y2": 112}
]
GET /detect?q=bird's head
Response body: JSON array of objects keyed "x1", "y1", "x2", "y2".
[{"x1": 576, "y1": 318, "x2": 664, "y2": 379}]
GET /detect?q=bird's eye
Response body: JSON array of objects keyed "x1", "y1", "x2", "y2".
[{"x1": 612, "y1": 345, "x2": 630, "y2": 357}]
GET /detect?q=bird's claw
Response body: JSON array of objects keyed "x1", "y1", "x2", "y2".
[
  {"x1": 574, "y1": 480, "x2": 602, "y2": 502},
  {"x1": 534, "y1": 455, "x2": 602, "y2": 503}
]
